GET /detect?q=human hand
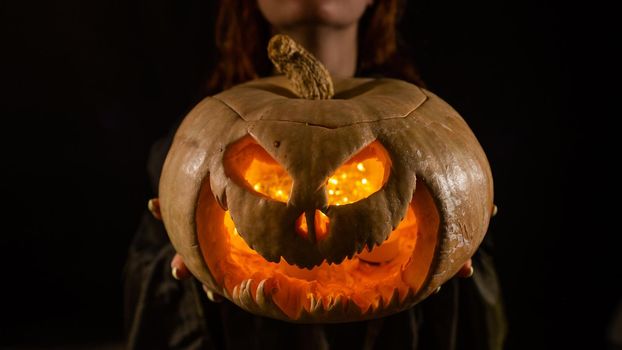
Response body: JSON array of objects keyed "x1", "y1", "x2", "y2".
[
  {"x1": 455, "y1": 258, "x2": 474, "y2": 278},
  {"x1": 170, "y1": 253, "x2": 223, "y2": 302}
]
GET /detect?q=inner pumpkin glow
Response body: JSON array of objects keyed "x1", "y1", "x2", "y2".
[
  {"x1": 239, "y1": 148, "x2": 293, "y2": 202},
  {"x1": 225, "y1": 137, "x2": 390, "y2": 205},
  {"x1": 326, "y1": 142, "x2": 389, "y2": 205},
  {"x1": 197, "y1": 180, "x2": 441, "y2": 321},
  {"x1": 209, "y1": 137, "x2": 439, "y2": 320},
  {"x1": 295, "y1": 210, "x2": 330, "y2": 241},
  {"x1": 216, "y1": 207, "x2": 417, "y2": 318}
]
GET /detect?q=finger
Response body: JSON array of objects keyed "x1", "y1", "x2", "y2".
[
  {"x1": 147, "y1": 198, "x2": 162, "y2": 220},
  {"x1": 455, "y1": 259, "x2": 474, "y2": 278},
  {"x1": 202, "y1": 285, "x2": 224, "y2": 303},
  {"x1": 171, "y1": 253, "x2": 192, "y2": 280}
]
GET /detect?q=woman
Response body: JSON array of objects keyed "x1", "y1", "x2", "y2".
[{"x1": 124, "y1": 1, "x2": 506, "y2": 349}]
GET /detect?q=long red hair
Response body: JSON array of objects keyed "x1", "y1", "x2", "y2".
[{"x1": 207, "y1": 0, "x2": 423, "y2": 94}]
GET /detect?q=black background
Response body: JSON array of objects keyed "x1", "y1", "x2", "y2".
[{"x1": 0, "y1": 1, "x2": 614, "y2": 349}]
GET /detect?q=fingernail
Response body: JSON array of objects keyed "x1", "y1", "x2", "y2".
[
  {"x1": 206, "y1": 289, "x2": 216, "y2": 301},
  {"x1": 434, "y1": 286, "x2": 441, "y2": 294},
  {"x1": 172, "y1": 267, "x2": 180, "y2": 280},
  {"x1": 466, "y1": 266, "x2": 474, "y2": 278},
  {"x1": 148, "y1": 198, "x2": 162, "y2": 220},
  {"x1": 203, "y1": 286, "x2": 223, "y2": 303}
]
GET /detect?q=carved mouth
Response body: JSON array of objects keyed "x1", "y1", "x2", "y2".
[{"x1": 196, "y1": 182, "x2": 439, "y2": 322}]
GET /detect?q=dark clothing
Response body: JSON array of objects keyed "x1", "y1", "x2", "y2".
[{"x1": 124, "y1": 129, "x2": 506, "y2": 350}]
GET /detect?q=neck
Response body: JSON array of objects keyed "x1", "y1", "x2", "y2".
[{"x1": 278, "y1": 24, "x2": 358, "y2": 78}]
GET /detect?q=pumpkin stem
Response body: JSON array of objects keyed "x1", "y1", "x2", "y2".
[{"x1": 268, "y1": 34, "x2": 334, "y2": 100}]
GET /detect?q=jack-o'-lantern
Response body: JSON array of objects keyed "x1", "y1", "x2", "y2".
[{"x1": 156, "y1": 35, "x2": 494, "y2": 322}]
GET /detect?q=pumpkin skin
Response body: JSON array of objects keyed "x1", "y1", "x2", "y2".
[{"x1": 158, "y1": 75, "x2": 493, "y2": 322}]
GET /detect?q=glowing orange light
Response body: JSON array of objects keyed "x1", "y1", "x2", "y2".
[
  {"x1": 207, "y1": 137, "x2": 437, "y2": 319},
  {"x1": 213, "y1": 204, "x2": 421, "y2": 318},
  {"x1": 325, "y1": 142, "x2": 390, "y2": 206},
  {"x1": 358, "y1": 205, "x2": 417, "y2": 263},
  {"x1": 296, "y1": 210, "x2": 330, "y2": 241},
  {"x1": 226, "y1": 138, "x2": 390, "y2": 207},
  {"x1": 244, "y1": 158, "x2": 292, "y2": 202},
  {"x1": 224, "y1": 137, "x2": 292, "y2": 202}
]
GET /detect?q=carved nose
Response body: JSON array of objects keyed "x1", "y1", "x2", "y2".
[{"x1": 295, "y1": 210, "x2": 330, "y2": 243}]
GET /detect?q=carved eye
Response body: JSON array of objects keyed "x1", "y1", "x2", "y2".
[
  {"x1": 326, "y1": 141, "x2": 391, "y2": 206},
  {"x1": 224, "y1": 136, "x2": 292, "y2": 203}
]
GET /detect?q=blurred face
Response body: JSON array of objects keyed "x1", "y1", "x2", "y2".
[{"x1": 258, "y1": 0, "x2": 372, "y2": 29}]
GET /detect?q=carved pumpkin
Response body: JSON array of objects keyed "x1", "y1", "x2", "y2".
[{"x1": 157, "y1": 36, "x2": 493, "y2": 322}]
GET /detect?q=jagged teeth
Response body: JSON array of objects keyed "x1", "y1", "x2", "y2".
[
  {"x1": 255, "y1": 279, "x2": 267, "y2": 305},
  {"x1": 376, "y1": 294, "x2": 384, "y2": 311},
  {"x1": 345, "y1": 298, "x2": 362, "y2": 318},
  {"x1": 308, "y1": 294, "x2": 317, "y2": 311},
  {"x1": 305, "y1": 294, "x2": 344, "y2": 316},
  {"x1": 356, "y1": 244, "x2": 366, "y2": 254},
  {"x1": 326, "y1": 296, "x2": 334, "y2": 309},
  {"x1": 236, "y1": 279, "x2": 254, "y2": 311},
  {"x1": 328, "y1": 294, "x2": 344, "y2": 312},
  {"x1": 232, "y1": 285, "x2": 240, "y2": 301},
  {"x1": 222, "y1": 287, "x2": 231, "y2": 299},
  {"x1": 386, "y1": 288, "x2": 401, "y2": 309},
  {"x1": 286, "y1": 257, "x2": 322, "y2": 269},
  {"x1": 230, "y1": 278, "x2": 290, "y2": 320},
  {"x1": 374, "y1": 236, "x2": 384, "y2": 246},
  {"x1": 276, "y1": 238, "x2": 391, "y2": 268},
  {"x1": 229, "y1": 279, "x2": 418, "y2": 321},
  {"x1": 265, "y1": 254, "x2": 280, "y2": 264},
  {"x1": 327, "y1": 255, "x2": 346, "y2": 265},
  {"x1": 310, "y1": 295, "x2": 323, "y2": 314}
]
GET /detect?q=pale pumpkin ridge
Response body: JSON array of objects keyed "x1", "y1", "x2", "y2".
[{"x1": 267, "y1": 34, "x2": 334, "y2": 100}]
